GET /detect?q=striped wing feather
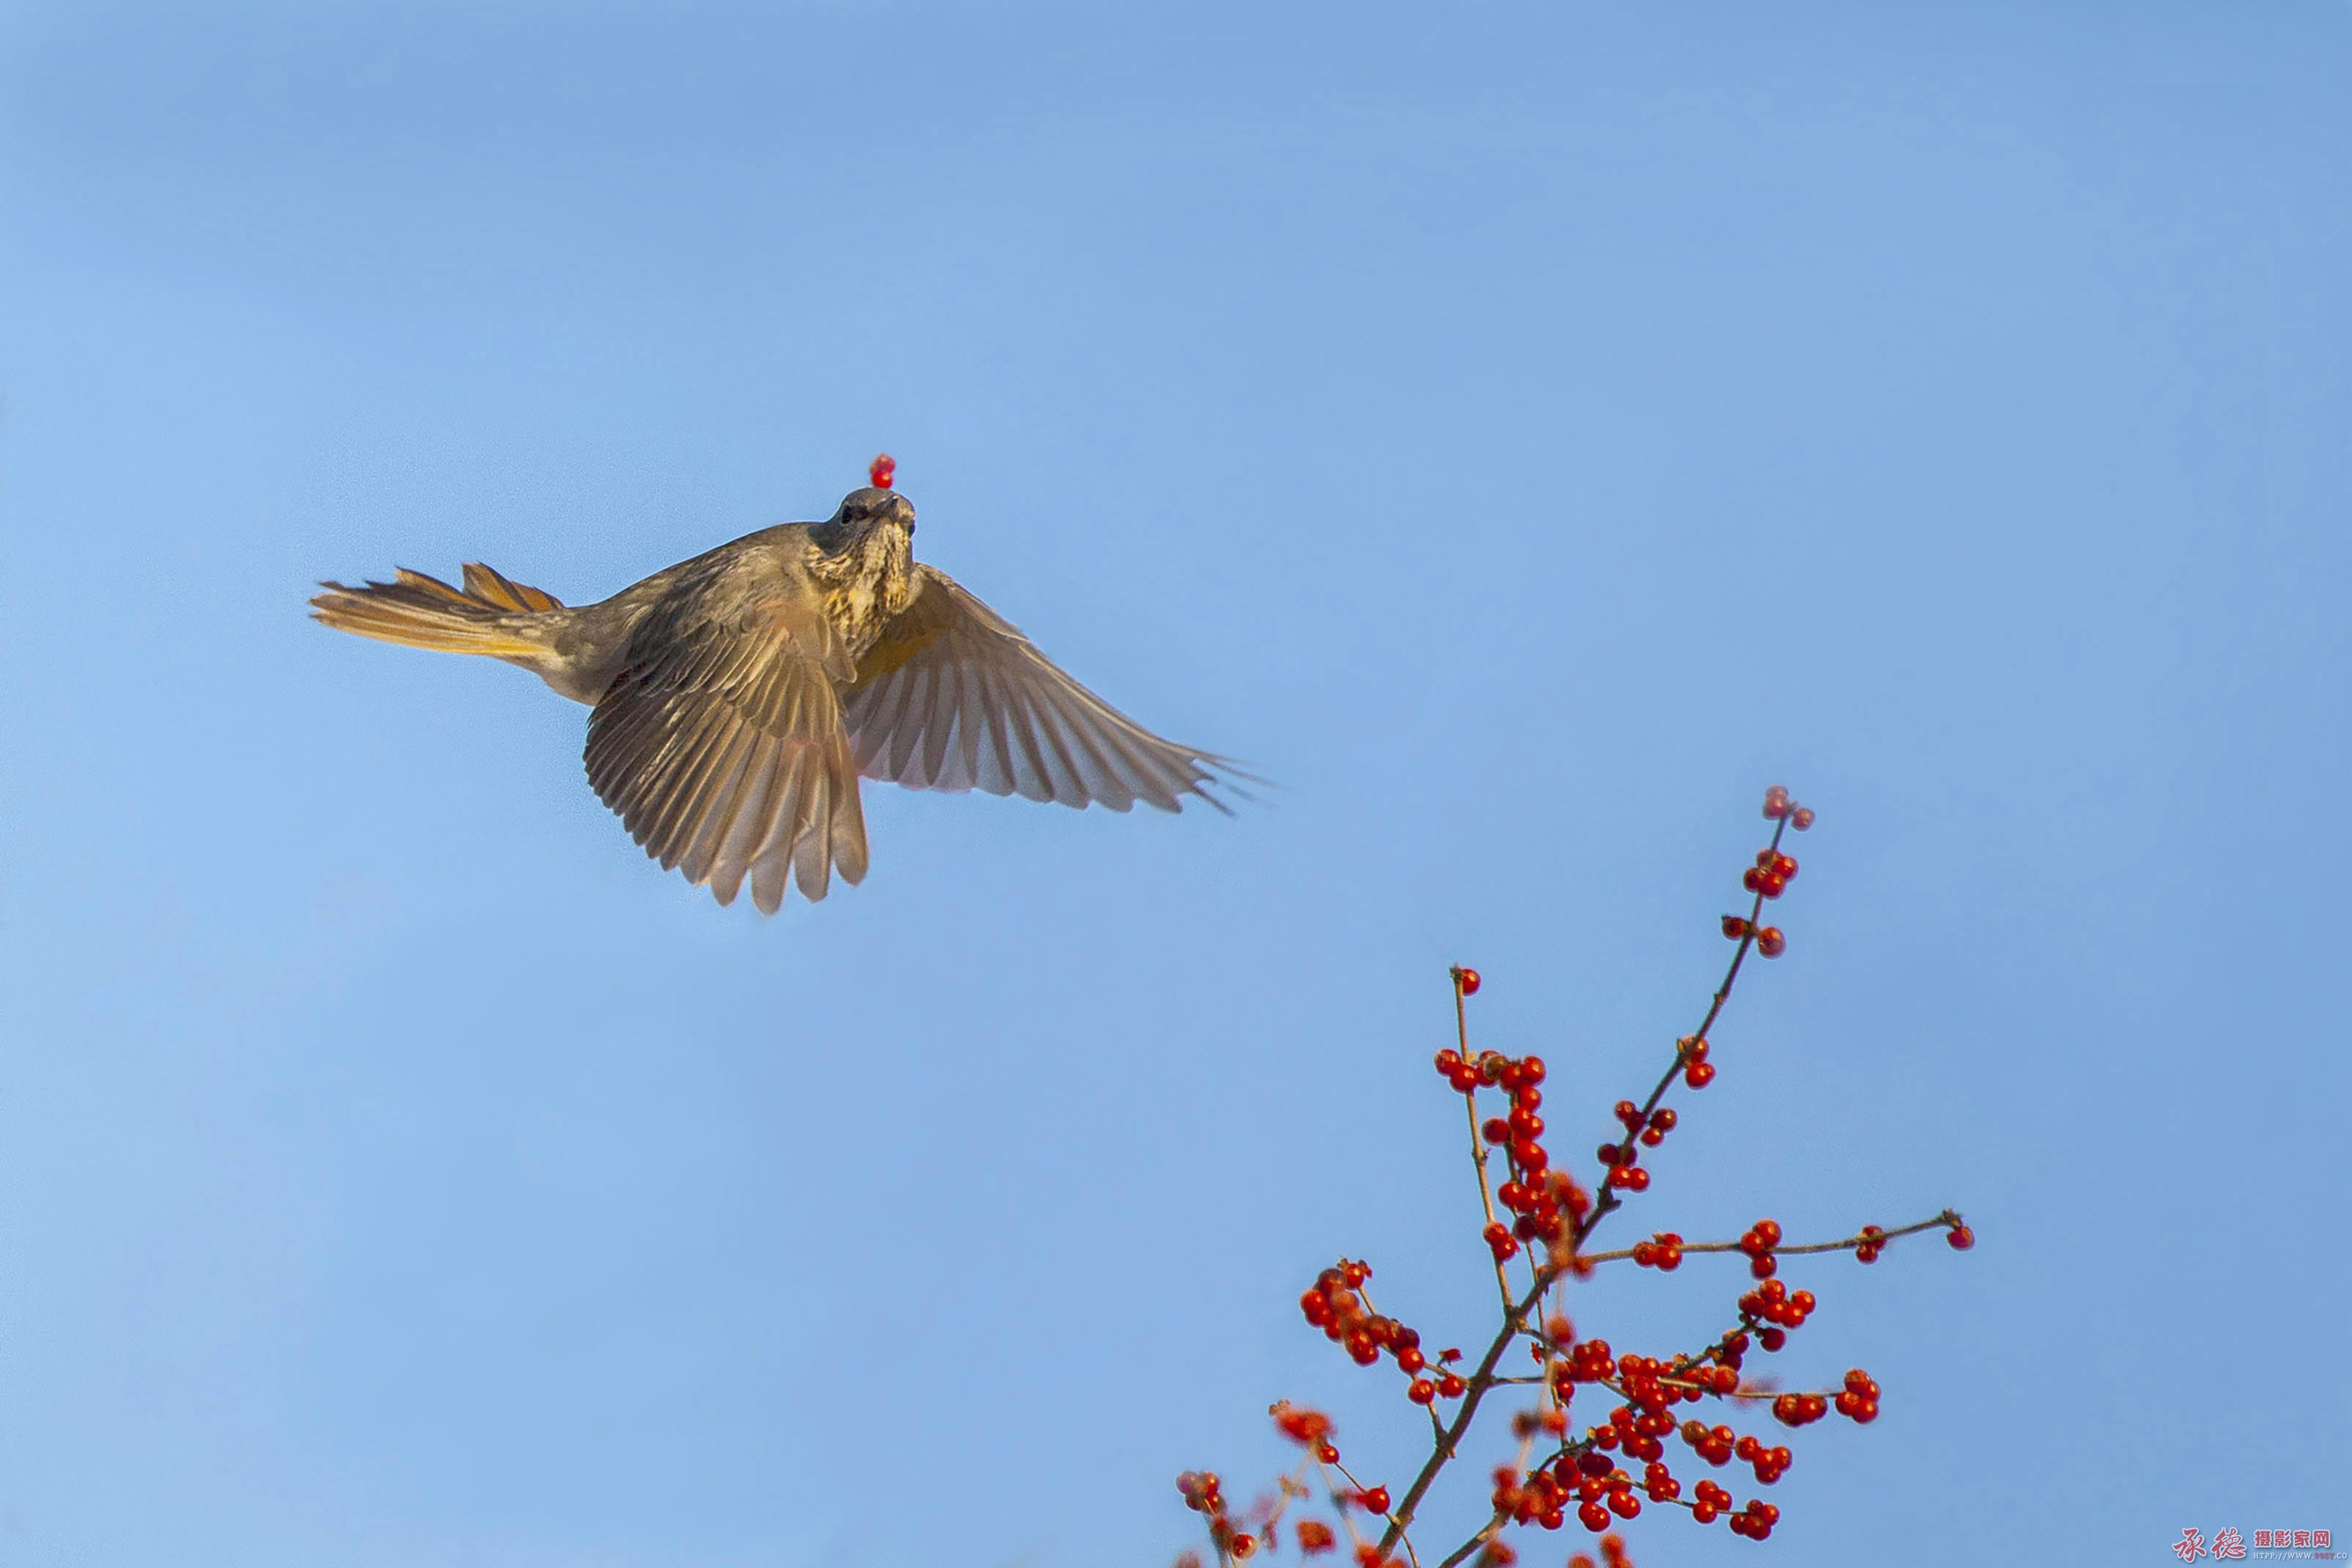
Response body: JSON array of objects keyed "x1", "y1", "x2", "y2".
[
  {"x1": 842, "y1": 566, "x2": 1233, "y2": 815},
  {"x1": 585, "y1": 587, "x2": 866, "y2": 914}
]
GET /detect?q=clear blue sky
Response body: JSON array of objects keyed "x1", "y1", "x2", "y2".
[{"x1": 2, "y1": 4, "x2": 2345, "y2": 1565}]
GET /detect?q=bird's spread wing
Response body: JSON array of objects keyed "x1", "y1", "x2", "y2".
[
  {"x1": 842, "y1": 565, "x2": 1235, "y2": 814},
  {"x1": 585, "y1": 569, "x2": 867, "y2": 913}
]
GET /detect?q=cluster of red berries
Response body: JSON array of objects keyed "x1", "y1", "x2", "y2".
[
  {"x1": 1502, "y1": 1454, "x2": 1646, "y2": 1534},
  {"x1": 1680, "y1": 1419, "x2": 1744, "y2": 1466},
  {"x1": 1736, "y1": 1276, "x2": 1818, "y2": 1353},
  {"x1": 1677, "y1": 1036, "x2": 1715, "y2": 1090},
  {"x1": 1556, "y1": 1336, "x2": 1619, "y2": 1389},
  {"x1": 1679, "y1": 1476, "x2": 1780, "y2": 1536},
  {"x1": 1629, "y1": 1231, "x2": 1684, "y2": 1271},
  {"x1": 1720, "y1": 915, "x2": 1787, "y2": 958},
  {"x1": 1587, "y1": 1389, "x2": 1682, "y2": 1464},
  {"x1": 1833, "y1": 1367, "x2": 1882, "y2": 1422},
  {"x1": 1490, "y1": 1462, "x2": 1576, "y2": 1531},
  {"x1": 1737, "y1": 1218, "x2": 1784, "y2": 1279},
  {"x1": 1742, "y1": 849, "x2": 1799, "y2": 900},
  {"x1": 1734, "y1": 1432, "x2": 1794, "y2": 1484},
  {"x1": 1599, "y1": 1098, "x2": 1676, "y2": 1194},
  {"x1": 1298, "y1": 1262, "x2": 1467, "y2": 1406},
  {"x1": 1176, "y1": 1472, "x2": 1256, "y2": 1560},
  {"x1": 1761, "y1": 785, "x2": 1814, "y2": 831},
  {"x1": 1687, "y1": 1479, "x2": 1734, "y2": 1520},
  {"x1": 1435, "y1": 1043, "x2": 1596, "y2": 1262}
]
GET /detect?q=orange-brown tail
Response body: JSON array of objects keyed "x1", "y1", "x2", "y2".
[{"x1": 310, "y1": 563, "x2": 564, "y2": 657}]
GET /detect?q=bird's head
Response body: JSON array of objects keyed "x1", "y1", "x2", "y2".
[{"x1": 812, "y1": 484, "x2": 916, "y2": 551}]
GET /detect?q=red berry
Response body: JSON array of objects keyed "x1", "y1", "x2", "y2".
[
  {"x1": 1578, "y1": 1501, "x2": 1610, "y2": 1533},
  {"x1": 1756, "y1": 926, "x2": 1786, "y2": 958},
  {"x1": 1763, "y1": 785, "x2": 1790, "y2": 818},
  {"x1": 1454, "y1": 966, "x2": 1482, "y2": 996},
  {"x1": 1721, "y1": 915, "x2": 1750, "y2": 939},
  {"x1": 1948, "y1": 1224, "x2": 1976, "y2": 1250},
  {"x1": 1356, "y1": 1485, "x2": 1390, "y2": 1514},
  {"x1": 1408, "y1": 1378, "x2": 1436, "y2": 1405},
  {"x1": 1790, "y1": 807, "x2": 1815, "y2": 830},
  {"x1": 868, "y1": 453, "x2": 896, "y2": 489},
  {"x1": 1684, "y1": 1061, "x2": 1715, "y2": 1089}
]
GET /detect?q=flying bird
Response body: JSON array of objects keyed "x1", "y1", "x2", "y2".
[{"x1": 312, "y1": 456, "x2": 1239, "y2": 912}]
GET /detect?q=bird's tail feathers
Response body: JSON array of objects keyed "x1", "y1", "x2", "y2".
[{"x1": 310, "y1": 566, "x2": 563, "y2": 657}]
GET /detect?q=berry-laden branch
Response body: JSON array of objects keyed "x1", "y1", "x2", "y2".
[{"x1": 1171, "y1": 787, "x2": 1975, "y2": 1568}]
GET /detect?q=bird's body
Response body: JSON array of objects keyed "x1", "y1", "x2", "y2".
[{"x1": 313, "y1": 476, "x2": 1235, "y2": 913}]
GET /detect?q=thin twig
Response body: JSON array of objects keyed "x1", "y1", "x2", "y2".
[
  {"x1": 1454, "y1": 975, "x2": 1516, "y2": 1316},
  {"x1": 1578, "y1": 1211, "x2": 1963, "y2": 1266}
]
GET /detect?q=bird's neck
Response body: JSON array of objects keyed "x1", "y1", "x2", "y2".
[{"x1": 810, "y1": 525, "x2": 917, "y2": 658}]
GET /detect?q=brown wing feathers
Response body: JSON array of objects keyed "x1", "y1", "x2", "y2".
[
  {"x1": 584, "y1": 594, "x2": 868, "y2": 914},
  {"x1": 843, "y1": 567, "x2": 1235, "y2": 815}
]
